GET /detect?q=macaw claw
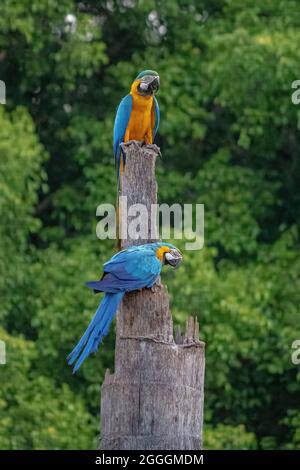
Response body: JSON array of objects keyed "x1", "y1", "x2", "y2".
[
  {"x1": 144, "y1": 143, "x2": 162, "y2": 159},
  {"x1": 120, "y1": 140, "x2": 143, "y2": 153}
]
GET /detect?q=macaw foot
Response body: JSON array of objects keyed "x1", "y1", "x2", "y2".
[
  {"x1": 143, "y1": 143, "x2": 162, "y2": 159},
  {"x1": 120, "y1": 140, "x2": 143, "y2": 153},
  {"x1": 149, "y1": 279, "x2": 161, "y2": 292}
]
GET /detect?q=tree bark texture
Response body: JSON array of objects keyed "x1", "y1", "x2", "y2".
[
  {"x1": 99, "y1": 143, "x2": 205, "y2": 450},
  {"x1": 118, "y1": 142, "x2": 159, "y2": 247}
]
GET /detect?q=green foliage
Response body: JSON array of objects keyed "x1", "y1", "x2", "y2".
[
  {"x1": 0, "y1": 107, "x2": 47, "y2": 330},
  {"x1": 0, "y1": 328, "x2": 96, "y2": 449},
  {"x1": 205, "y1": 424, "x2": 257, "y2": 450},
  {"x1": 193, "y1": 148, "x2": 279, "y2": 256},
  {"x1": 0, "y1": 0, "x2": 299, "y2": 450}
]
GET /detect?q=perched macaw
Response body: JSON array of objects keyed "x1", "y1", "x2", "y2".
[
  {"x1": 67, "y1": 242, "x2": 182, "y2": 372},
  {"x1": 113, "y1": 70, "x2": 160, "y2": 177}
]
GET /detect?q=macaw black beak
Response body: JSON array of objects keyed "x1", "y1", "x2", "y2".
[
  {"x1": 164, "y1": 249, "x2": 183, "y2": 269},
  {"x1": 138, "y1": 75, "x2": 160, "y2": 95},
  {"x1": 148, "y1": 75, "x2": 160, "y2": 94}
]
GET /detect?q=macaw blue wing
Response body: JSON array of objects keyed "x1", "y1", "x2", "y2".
[
  {"x1": 86, "y1": 247, "x2": 161, "y2": 293},
  {"x1": 104, "y1": 246, "x2": 161, "y2": 279},
  {"x1": 113, "y1": 94, "x2": 133, "y2": 169},
  {"x1": 153, "y1": 96, "x2": 160, "y2": 138},
  {"x1": 86, "y1": 269, "x2": 158, "y2": 293}
]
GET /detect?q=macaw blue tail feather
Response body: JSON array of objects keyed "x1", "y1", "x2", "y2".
[{"x1": 67, "y1": 292, "x2": 124, "y2": 373}]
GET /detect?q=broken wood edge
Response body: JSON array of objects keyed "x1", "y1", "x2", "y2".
[{"x1": 120, "y1": 141, "x2": 161, "y2": 163}]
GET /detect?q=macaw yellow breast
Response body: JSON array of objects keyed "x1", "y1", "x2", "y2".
[{"x1": 125, "y1": 81, "x2": 155, "y2": 145}]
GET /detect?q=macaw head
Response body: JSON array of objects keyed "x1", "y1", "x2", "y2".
[
  {"x1": 133, "y1": 70, "x2": 160, "y2": 96},
  {"x1": 153, "y1": 242, "x2": 183, "y2": 269}
]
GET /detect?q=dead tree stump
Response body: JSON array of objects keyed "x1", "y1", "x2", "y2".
[{"x1": 99, "y1": 143, "x2": 205, "y2": 450}]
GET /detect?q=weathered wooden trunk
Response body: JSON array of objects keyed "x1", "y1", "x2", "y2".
[{"x1": 99, "y1": 143, "x2": 205, "y2": 450}]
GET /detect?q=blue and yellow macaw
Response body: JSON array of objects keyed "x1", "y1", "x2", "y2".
[
  {"x1": 113, "y1": 70, "x2": 160, "y2": 176},
  {"x1": 67, "y1": 242, "x2": 182, "y2": 372}
]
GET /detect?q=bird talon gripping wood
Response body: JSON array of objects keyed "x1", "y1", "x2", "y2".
[
  {"x1": 120, "y1": 140, "x2": 143, "y2": 149},
  {"x1": 144, "y1": 143, "x2": 162, "y2": 159},
  {"x1": 67, "y1": 243, "x2": 182, "y2": 373},
  {"x1": 113, "y1": 70, "x2": 160, "y2": 179}
]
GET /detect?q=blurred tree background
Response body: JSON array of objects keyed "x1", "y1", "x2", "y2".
[{"x1": 0, "y1": 0, "x2": 299, "y2": 450}]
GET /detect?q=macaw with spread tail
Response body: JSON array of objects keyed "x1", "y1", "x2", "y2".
[
  {"x1": 67, "y1": 242, "x2": 182, "y2": 373},
  {"x1": 113, "y1": 70, "x2": 160, "y2": 177}
]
